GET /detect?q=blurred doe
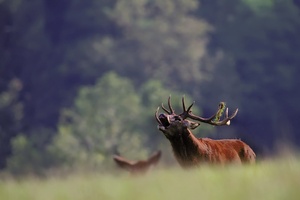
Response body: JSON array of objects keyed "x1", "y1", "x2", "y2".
[
  {"x1": 113, "y1": 151, "x2": 161, "y2": 175},
  {"x1": 155, "y1": 96, "x2": 255, "y2": 168}
]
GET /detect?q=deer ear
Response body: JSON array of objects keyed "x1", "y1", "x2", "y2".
[
  {"x1": 184, "y1": 120, "x2": 200, "y2": 129},
  {"x1": 189, "y1": 122, "x2": 200, "y2": 129},
  {"x1": 113, "y1": 155, "x2": 134, "y2": 170}
]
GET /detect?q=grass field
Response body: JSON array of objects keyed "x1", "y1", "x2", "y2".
[{"x1": 0, "y1": 155, "x2": 299, "y2": 200}]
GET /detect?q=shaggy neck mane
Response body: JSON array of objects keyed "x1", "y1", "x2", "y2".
[{"x1": 168, "y1": 128, "x2": 208, "y2": 167}]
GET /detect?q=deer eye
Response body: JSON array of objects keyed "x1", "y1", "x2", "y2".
[{"x1": 174, "y1": 116, "x2": 181, "y2": 121}]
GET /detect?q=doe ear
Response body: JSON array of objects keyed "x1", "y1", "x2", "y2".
[{"x1": 113, "y1": 155, "x2": 134, "y2": 171}]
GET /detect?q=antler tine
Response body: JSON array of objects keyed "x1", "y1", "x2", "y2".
[
  {"x1": 167, "y1": 95, "x2": 175, "y2": 114},
  {"x1": 187, "y1": 111, "x2": 216, "y2": 123},
  {"x1": 186, "y1": 102, "x2": 239, "y2": 126},
  {"x1": 229, "y1": 108, "x2": 239, "y2": 119},
  {"x1": 180, "y1": 96, "x2": 195, "y2": 119},
  {"x1": 225, "y1": 107, "x2": 229, "y2": 118},
  {"x1": 161, "y1": 96, "x2": 175, "y2": 114},
  {"x1": 212, "y1": 106, "x2": 239, "y2": 126},
  {"x1": 182, "y1": 96, "x2": 186, "y2": 111},
  {"x1": 181, "y1": 96, "x2": 194, "y2": 111},
  {"x1": 186, "y1": 102, "x2": 194, "y2": 113},
  {"x1": 222, "y1": 108, "x2": 239, "y2": 126},
  {"x1": 155, "y1": 107, "x2": 162, "y2": 125},
  {"x1": 161, "y1": 103, "x2": 170, "y2": 114}
]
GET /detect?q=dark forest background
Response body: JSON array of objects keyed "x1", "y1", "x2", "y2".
[{"x1": 1, "y1": 0, "x2": 300, "y2": 175}]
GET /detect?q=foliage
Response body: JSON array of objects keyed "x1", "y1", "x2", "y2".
[
  {"x1": 6, "y1": 128, "x2": 56, "y2": 175},
  {"x1": 49, "y1": 72, "x2": 147, "y2": 170},
  {"x1": 1, "y1": 157, "x2": 300, "y2": 200},
  {"x1": 97, "y1": 0, "x2": 211, "y2": 87},
  {"x1": 213, "y1": 102, "x2": 226, "y2": 122},
  {"x1": 0, "y1": 79, "x2": 23, "y2": 168},
  {"x1": 1, "y1": 0, "x2": 300, "y2": 173}
]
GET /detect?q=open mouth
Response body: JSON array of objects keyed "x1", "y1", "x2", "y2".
[
  {"x1": 155, "y1": 108, "x2": 182, "y2": 130},
  {"x1": 155, "y1": 107, "x2": 171, "y2": 129},
  {"x1": 158, "y1": 113, "x2": 170, "y2": 127}
]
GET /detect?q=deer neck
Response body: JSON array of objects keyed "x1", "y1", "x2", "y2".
[{"x1": 168, "y1": 128, "x2": 208, "y2": 167}]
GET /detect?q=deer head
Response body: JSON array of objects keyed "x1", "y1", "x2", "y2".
[{"x1": 155, "y1": 96, "x2": 238, "y2": 139}]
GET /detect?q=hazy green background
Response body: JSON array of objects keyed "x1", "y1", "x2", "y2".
[{"x1": 0, "y1": 0, "x2": 300, "y2": 175}]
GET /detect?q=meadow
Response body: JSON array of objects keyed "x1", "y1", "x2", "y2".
[{"x1": 0, "y1": 155, "x2": 299, "y2": 200}]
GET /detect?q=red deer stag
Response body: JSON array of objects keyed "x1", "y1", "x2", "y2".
[
  {"x1": 113, "y1": 151, "x2": 161, "y2": 175},
  {"x1": 155, "y1": 96, "x2": 255, "y2": 168}
]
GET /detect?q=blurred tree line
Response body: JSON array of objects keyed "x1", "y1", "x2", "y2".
[{"x1": 0, "y1": 0, "x2": 299, "y2": 174}]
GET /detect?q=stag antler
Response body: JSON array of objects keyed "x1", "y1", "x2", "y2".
[
  {"x1": 180, "y1": 96, "x2": 238, "y2": 126},
  {"x1": 155, "y1": 96, "x2": 175, "y2": 125},
  {"x1": 161, "y1": 96, "x2": 175, "y2": 114}
]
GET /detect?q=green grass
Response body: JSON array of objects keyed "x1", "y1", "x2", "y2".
[{"x1": 0, "y1": 156, "x2": 300, "y2": 200}]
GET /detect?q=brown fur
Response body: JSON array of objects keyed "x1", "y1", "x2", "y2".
[
  {"x1": 113, "y1": 151, "x2": 161, "y2": 174},
  {"x1": 168, "y1": 128, "x2": 255, "y2": 168}
]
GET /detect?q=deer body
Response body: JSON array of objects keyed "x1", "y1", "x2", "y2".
[
  {"x1": 169, "y1": 132, "x2": 255, "y2": 167},
  {"x1": 156, "y1": 97, "x2": 256, "y2": 167}
]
